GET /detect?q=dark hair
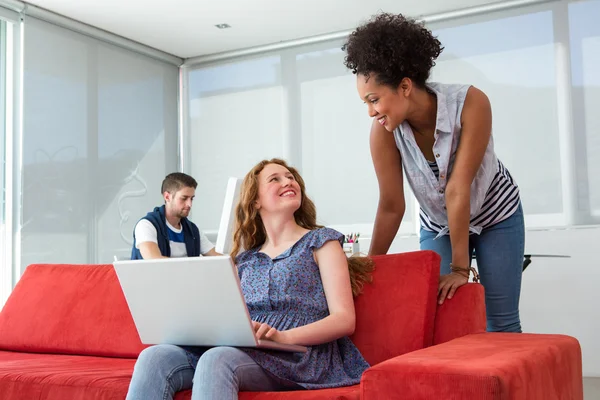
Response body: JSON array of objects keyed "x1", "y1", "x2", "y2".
[
  {"x1": 161, "y1": 172, "x2": 197, "y2": 194},
  {"x1": 343, "y1": 13, "x2": 443, "y2": 88}
]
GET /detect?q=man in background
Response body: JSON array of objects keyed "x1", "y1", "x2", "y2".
[{"x1": 131, "y1": 172, "x2": 220, "y2": 259}]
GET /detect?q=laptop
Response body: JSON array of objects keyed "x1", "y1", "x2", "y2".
[{"x1": 113, "y1": 255, "x2": 307, "y2": 353}]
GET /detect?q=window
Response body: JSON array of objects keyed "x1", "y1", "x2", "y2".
[
  {"x1": 569, "y1": 0, "x2": 600, "y2": 221},
  {"x1": 186, "y1": 48, "x2": 417, "y2": 239},
  {"x1": 0, "y1": 17, "x2": 12, "y2": 306},
  {"x1": 296, "y1": 45, "x2": 416, "y2": 235},
  {"x1": 187, "y1": 56, "x2": 286, "y2": 236},
  {"x1": 430, "y1": 10, "x2": 562, "y2": 226},
  {"x1": 20, "y1": 17, "x2": 179, "y2": 270},
  {"x1": 0, "y1": 20, "x2": 6, "y2": 241},
  {"x1": 184, "y1": 0, "x2": 600, "y2": 245}
]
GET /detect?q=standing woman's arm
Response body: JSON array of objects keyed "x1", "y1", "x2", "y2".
[
  {"x1": 439, "y1": 86, "x2": 492, "y2": 301},
  {"x1": 369, "y1": 120, "x2": 406, "y2": 256}
]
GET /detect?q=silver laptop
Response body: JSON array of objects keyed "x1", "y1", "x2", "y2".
[{"x1": 113, "y1": 256, "x2": 307, "y2": 353}]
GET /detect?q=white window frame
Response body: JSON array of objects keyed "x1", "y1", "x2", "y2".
[{"x1": 0, "y1": 15, "x2": 22, "y2": 307}]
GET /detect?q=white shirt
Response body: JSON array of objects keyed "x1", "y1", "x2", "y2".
[{"x1": 134, "y1": 219, "x2": 215, "y2": 257}]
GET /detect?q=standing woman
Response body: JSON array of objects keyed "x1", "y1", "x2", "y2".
[{"x1": 343, "y1": 13, "x2": 524, "y2": 333}]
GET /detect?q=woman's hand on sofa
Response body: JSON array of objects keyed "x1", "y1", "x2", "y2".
[{"x1": 438, "y1": 272, "x2": 468, "y2": 305}]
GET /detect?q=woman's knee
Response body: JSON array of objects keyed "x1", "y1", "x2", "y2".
[
  {"x1": 138, "y1": 344, "x2": 178, "y2": 362},
  {"x1": 196, "y1": 346, "x2": 244, "y2": 372},
  {"x1": 135, "y1": 344, "x2": 189, "y2": 374},
  {"x1": 129, "y1": 345, "x2": 195, "y2": 398}
]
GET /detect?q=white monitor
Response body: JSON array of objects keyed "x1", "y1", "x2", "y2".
[{"x1": 215, "y1": 177, "x2": 242, "y2": 255}]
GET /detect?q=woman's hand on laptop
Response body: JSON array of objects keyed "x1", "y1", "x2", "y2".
[{"x1": 252, "y1": 321, "x2": 290, "y2": 344}]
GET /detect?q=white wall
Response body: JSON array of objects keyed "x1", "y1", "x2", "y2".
[{"x1": 522, "y1": 227, "x2": 600, "y2": 376}]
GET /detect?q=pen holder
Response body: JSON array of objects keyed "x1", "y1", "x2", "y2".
[{"x1": 343, "y1": 242, "x2": 360, "y2": 257}]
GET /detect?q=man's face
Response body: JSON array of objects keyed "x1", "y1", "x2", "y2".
[{"x1": 164, "y1": 186, "x2": 195, "y2": 219}]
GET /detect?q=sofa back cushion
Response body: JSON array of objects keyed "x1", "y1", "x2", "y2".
[
  {"x1": 350, "y1": 251, "x2": 440, "y2": 366},
  {"x1": 0, "y1": 251, "x2": 442, "y2": 362},
  {"x1": 0, "y1": 264, "x2": 146, "y2": 358}
]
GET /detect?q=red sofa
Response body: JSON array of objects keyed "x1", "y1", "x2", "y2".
[{"x1": 0, "y1": 251, "x2": 583, "y2": 399}]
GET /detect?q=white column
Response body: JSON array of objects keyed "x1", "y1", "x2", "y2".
[
  {"x1": 5, "y1": 20, "x2": 23, "y2": 285},
  {"x1": 552, "y1": 1, "x2": 578, "y2": 226},
  {"x1": 0, "y1": 20, "x2": 10, "y2": 306},
  {"x1": 280, "y1": 51, "x2": 302, "y2": 170},
  {"x1": 178, "y1": 65, "x2": 191, "y2": 173}
]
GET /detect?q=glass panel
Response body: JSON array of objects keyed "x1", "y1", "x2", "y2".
[
  {"x1": 569, "y1": 0, "x2": 600, "y2": 218},
  {"x1": 430, "y1": 11, "x2": 562, "y2": 217},
  {"x1": 96, "y1": 45, "x2": 178, "y2": 261},
  {"x1": 0, "y1": 20, "x2": 6, "y2": 231},
  {"x1": 21, "y1": 18, "x2": 178, "y2": 269},
  {"x1": 0, "y1": 19, "x2": 9, "y2": 305},
  {"x1": 22, "y1": 19, "x2": 89, "y2": 267},
  {"x1": 188, "y1": 57, "x2": 284, "y2": 235},
  {"x1": 297, "y1": 46, "x2": 415, "y2": 234}
]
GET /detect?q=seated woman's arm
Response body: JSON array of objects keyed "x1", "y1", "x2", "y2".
[{"x1": 254, "y1": 240, "x2": 356, "y2": 346}]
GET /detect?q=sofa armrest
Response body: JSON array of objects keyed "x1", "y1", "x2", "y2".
[
  {"x1": 360, "y1": 332, "x2": 583, "y2": 400},
  {"x1": 433, "y1": 282, "x2": 486, "y2": 345}
]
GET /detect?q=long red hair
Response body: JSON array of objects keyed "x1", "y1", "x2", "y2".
[{"x1": 230, "y1": 158, "x2": 373, "y2": 296}]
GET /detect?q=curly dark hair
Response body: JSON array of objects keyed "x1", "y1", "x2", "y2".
[{"x1": 343, "y1": 13, "x2": 443, "y2": 88}]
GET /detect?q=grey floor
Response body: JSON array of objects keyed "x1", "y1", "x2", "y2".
[{"x1": 584, "y1": 377, "x2": 600, "y2": 399}]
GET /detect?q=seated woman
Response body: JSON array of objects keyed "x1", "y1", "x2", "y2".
[{"x1": 126, "y1": 158, "x2": 374, "y2": 400}]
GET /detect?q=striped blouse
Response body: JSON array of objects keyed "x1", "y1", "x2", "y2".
[
  {"x1": 421, "y1": 159, "x2": 520, "y2": 233},
  {"x1": 393, "y1": 82, "x2": 521, "y2": 238}
]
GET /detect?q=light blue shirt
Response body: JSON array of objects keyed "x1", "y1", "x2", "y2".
[{"x1": 393, "y1": 82, "x2": 500, "y2": 237}]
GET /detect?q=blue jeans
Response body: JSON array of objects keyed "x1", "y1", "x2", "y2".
[
  {"x1": 420, "y1": 204, "x2": 525, "y2": 333},
  {"x1": 126, "y1": 345, "x2": 300, "y2": 400}
]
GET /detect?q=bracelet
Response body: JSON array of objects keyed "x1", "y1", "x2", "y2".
[{"x1": 449, "y1": 263, "x2": 480, "y2": 283}]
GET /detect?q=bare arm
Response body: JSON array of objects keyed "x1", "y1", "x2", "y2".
[
  {"x1": 445, "y1": 87, "x2": 492, "y2": 269},
  {"x1": 369, "y1": 120, "x2": 406, "y2": 255},
  {"x1": 202, "y1": 247, "x2": 222, "y2": 256},
  {"x1": 256, "y1": 240, "x2": 356, "y2": 346},
  {"x1": 137, "y1": 241, "x2": 168, "y2": 259}
]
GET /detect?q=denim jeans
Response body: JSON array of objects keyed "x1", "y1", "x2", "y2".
[
  {"x1": 126, "y1": 345, "x2": 300, "y2": 400},
  {"x1": 420, "y1": 203, "x2": 525, "y2": 333}
]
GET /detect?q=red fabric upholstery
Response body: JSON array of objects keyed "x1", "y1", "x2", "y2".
[
  {"x1": 361, "y1": 333, "x2": 583, "y2": 400},
  {"x1": 433, "y1": 283, "x2": 486, "y2": 345},
  {"x1": 350, "y1": 251, "x2": 440, "y2": 366},
  {"x1": 0, "y1": 350, "x2": 135, "y2": 400},
  {"x1": 0, "y1": 254, "x2": 582, "y2": 399},
  {"x1": 0, "y1": 264, "x2": 146, "y2": 358}
]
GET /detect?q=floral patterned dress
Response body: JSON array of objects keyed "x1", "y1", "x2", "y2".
[{"x1": 232, "y1": 227, "x2": 369, "y2": 389}]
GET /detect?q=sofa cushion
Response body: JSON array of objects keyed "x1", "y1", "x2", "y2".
[
  {"x1": 350, "y1": 251, "x2": 440, "y2": 366},
  {"x1": 0, "y1": 350, "x2": 136, "y2": 400},
  {"x1": 0, "y1": 350, "x2": 359, "y2": 400},
  {"x1": 0, "y1": 264, "x2": 147, "y2": 358},
  {"x1": 361, "y1": 332, "x2": 583, "y2": 400}
]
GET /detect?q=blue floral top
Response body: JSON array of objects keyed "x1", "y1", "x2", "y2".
[{"x1": 234, "y1": 227, "x2": 369, "y2": 389}]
